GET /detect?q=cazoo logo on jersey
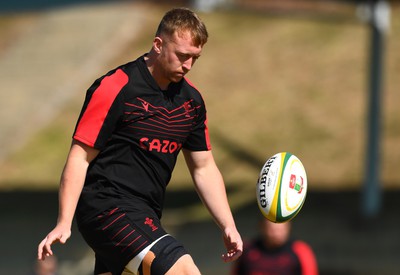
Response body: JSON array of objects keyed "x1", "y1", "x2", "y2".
[{"x1": 139, "y1": 137, "x2": 182, "y2": 154}]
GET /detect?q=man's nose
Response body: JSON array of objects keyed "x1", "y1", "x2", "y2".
[{"x1": 182, "y1": 58, "x2": 193, "y2": 71}]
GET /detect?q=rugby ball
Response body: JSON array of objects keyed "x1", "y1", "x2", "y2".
[{"x1": 256, "y1": 152, "x2": 307, "y2": 223}]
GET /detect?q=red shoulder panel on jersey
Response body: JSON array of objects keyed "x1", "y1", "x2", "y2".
[
  {"x1": 292, "y1": 240, "x2": 319, "y2": 275},
  {"x1": 74, "y1": 69, "x2": 129, "y2": 147}
]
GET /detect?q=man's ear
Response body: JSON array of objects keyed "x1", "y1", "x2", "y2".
[{"x1": 153, "y1": 37, "x2": 163, "y2": 54}]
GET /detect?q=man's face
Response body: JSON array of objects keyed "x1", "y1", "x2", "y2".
[
  {"x1": 156, "y1": 30, "x2": 203, "y2": 86},
  {"x1": 261, "y1": 219, "x2": 291, "y2": 248}
]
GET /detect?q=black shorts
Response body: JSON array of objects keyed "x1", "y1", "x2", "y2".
[{"x1": 77, "y1": 205, "x2": 187, "y2": 274}]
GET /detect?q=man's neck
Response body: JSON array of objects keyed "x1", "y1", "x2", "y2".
[{"x1": 144, "y1": 52, "x2": 169, "y2": 90}]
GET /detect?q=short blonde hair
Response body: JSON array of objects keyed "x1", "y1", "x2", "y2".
[{"x1": 156, "y1": 7, "x2": 208, "y2": 46}]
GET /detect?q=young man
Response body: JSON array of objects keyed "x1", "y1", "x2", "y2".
[
  {"x1": 232, "y1": 219, "x2": 318, "y2": 275},
  {"x1": 37, "y1": 7, "x2": 242, "y2": 275}
]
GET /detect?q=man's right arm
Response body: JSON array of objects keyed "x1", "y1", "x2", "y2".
[{"x1": 37, "y1": 140, "x2": 99, "y2": 260}]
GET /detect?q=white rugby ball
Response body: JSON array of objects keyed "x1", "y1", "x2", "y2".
[{"x1": 256, "y1": 152, "x2": 307, "y2": 223}]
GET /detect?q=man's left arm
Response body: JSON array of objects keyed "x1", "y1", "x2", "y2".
[{"x1": 183, "y1": 149, "x2": 243, "y2": 262}]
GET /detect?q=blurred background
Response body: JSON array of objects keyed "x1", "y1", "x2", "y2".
[{"x1": 0, "y1": 0, "x2": 399, "y2": 274}]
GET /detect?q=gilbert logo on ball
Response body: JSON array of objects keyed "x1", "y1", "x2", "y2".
[{"x1": 256, "y1": 152, "x2": 307, "y2": 223}]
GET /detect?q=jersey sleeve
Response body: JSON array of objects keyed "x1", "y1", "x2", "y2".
[
  {"x1": 73, "y1": 69, "x2": 128, "y2": 149},
  {"x1": 183, "y1": 99, "x2": 212, "y2": 151},
  {"x1": 181, "y1": 78, "x2": 212, "y2": 151}
]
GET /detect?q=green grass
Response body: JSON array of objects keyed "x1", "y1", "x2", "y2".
[{"x1": 0, "y1": 4, "x2": 399, "y2": 191}]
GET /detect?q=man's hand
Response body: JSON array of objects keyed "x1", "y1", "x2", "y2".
[
  {"x1": 221, "y1": 227, "x2": 243, "y2": 262},
  {"x1": 38, "y1": 224, "x2": 71, "y2": 260}
]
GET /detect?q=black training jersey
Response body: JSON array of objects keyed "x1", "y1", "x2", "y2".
[
  {"x1": 232, "y1": 238, "x2": 318, "y2": 275},
  {"x1": 74, "y1": 55, "x2": 211, "y2": 220}
]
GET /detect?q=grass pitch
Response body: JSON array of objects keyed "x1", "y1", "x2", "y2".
[{"x1": 0, "y1": 3, "x2": 399, "y2": 191}]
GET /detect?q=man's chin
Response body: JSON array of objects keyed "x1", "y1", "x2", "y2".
[{"x1": 170, "y1": 76, "x2": 184, "y2": 83}]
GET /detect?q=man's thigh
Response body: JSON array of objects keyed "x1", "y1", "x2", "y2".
[
  {"x1": 137, "y1": 253, "x2": 200, "y2": 275},
  {"x1": 134, "y1": 235, "x2": 197, "y2": 275},
  {"x1": 79, "y1": 206, "x2": 167, "y2": 274}
]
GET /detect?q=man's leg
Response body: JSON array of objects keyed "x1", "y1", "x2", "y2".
[
  {"x1": 140, "y1": 251, "x2": 156, "y2": 275},
  {"x1": 135, "y1": 235, "x2": 200, "y2": 275},
  {"x1": 165, "y1": 254, "x2": 201, "y2": 275},
  {"x1": 139, "y1": 252, "x2": 200, "y2": 275}
]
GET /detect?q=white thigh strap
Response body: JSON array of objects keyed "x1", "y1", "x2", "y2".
[{"x1": 125, "y1": 234, "x2": 170, "y2": 275}]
